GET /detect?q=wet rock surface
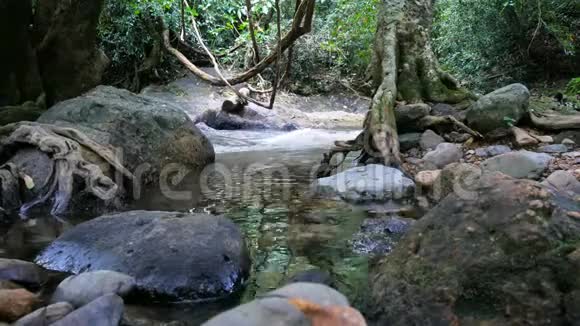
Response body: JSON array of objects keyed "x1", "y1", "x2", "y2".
[
  {"x1": 351, "y1": 217, "x2": 413, "y2": 256},
  {"x1": 369, "y1": 172, "x2": 580, "y2": 325},
  {"x1": 35, "y1": 211, "x2": 250, "y2": 302},
  {"x1": 314, "y1": 165, "x2": 416, "y2": 203}
]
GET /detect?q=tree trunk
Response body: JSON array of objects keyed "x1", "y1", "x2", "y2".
[
  {"x1": 363, "y1": 0, "x2": 472, "y2": 166},
  {"x1": 34, "y1": 0, "x2": 109, "y2": 106},
  {"x1": 0, "y1": 0, "x2": 43, "y2": 107}
]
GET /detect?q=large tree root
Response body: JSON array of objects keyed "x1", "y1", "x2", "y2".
[
  {"x1": 529, "y1": 112, "x2": 580, "y2": 130},
  {"x1": 0, "y1": 122, "x2": 133, "y2": 219}
]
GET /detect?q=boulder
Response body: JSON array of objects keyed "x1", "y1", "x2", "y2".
[
  {"x1": 4, "y1": 86, "x2": 215, "y2": 217},
  {"x1": 51, "y1": 271, "x2": 136, "y2": 308},
  {"x1": 50, "y1": 294, "x2": 123, "y2": 326},
  {"x1": 466, "y1": 84, "x2": 530, "y2": 132},
  {"x1": 351, "y1": 217, "x2": 412, "y2": 256},
  {"x1": 0, "y1": 289, "x2": 39, "y2": 322},
  {"x1": 399, "y1": 133, "x2": 421, "y2": 151},
  {"x1": 474, "y1": 145, "x2": 511, "y2": 158},
  {"x1": 35, "y1": 211, "x2": 250, "y2": 302},
  {"x1": 433, "y1": 163, "x2": 482, "y2": 200},
  {"x1": 369, "y1": 172, "x2": 580, "y2": 325},
  {"x1": 415, "y1": 170, "x2": 441, "y2": 189},
  {"x1": 422, "y1": 143, "x2": 462, "y2": 169},
  {"x1": 0, "y1": 259, "x2": 45, "y2": 285},
  {"x1": 314, "y1": 165, "x2": 415, "y2": 203},
  {"x1": 395, "y1": 103, "x2": 431, "y2": 132},
  {"x1": 419, "y1": 130, "x2": 445, "y2": 150},
  {"x1": 511, "y1": 126, "x2": 538, "y2": 146},
  {"x1": 38, "y1": 86, "x2": 214, "y2": 178},
  {"x1": 481, "y1": 150, "x2": 552, "y2": 179},
  {"x1": 538, "y1": 144, "x2": 569, "y2": 154},
  {"x1": 14, "y1": 302, "x2": 74, "y2": 326},
  {"x1": 195, "y1": 107, "x2": 298, "y2": 131},
  {"x1": 542, "y1": 170, "x2": 580, "y2": 196},
  {"x1": 202, "y1": 283, "x2": 352, "y2": 326}
]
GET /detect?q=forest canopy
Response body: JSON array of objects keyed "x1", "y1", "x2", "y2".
[{"x1": 97, "y1": 0, "x2": 579, "y2": 93}]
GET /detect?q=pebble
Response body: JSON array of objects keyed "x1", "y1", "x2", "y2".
[{"x1": 562, "y1": 138, "x2": 576, "y2": 145}]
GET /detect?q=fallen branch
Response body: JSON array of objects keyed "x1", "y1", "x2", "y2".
[
  {"x1": 419, "y1": 115, "x2": 484, "y2": 139},
  {"x1": 529, "y1": 112, "x2": 580, "y2": 130},
  {"x1": 181, "y1": 0, "x2": 272, "y2": 109},
  {"x1": 162, "y1": 0, "x2": 316, "y2": 86}
]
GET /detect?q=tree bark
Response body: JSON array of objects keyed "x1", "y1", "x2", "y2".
[
  {"x1": 0, "y1": 0, "x2": 43, "y2": 107},
  {"x1": 362, "y1": 0, "x2": 472, "y2": 166},
  {"x1": 34, "y1": 0, "x2": 109, "y2": 106}
]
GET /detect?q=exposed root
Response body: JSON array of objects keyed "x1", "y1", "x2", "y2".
[
  {"x1": 0, "y1": 122, "x2": 133, "y2": 219},
  {"x1": 529, "y1": 112, "x2": 580, "y2": 130},
  {"x1": 419, "y1": 115, "x2": 483, "y2": 139}
]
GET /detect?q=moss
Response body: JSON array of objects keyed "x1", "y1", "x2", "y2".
[{"x1": 0, "y1": 102, "x2": 44, "y2": 126}]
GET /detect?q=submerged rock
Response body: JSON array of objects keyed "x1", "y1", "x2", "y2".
[
  {"x1": 314, "y1": 165, "x2": 415, "y2": 203},
  {"x1": 351, "y1": 217, "x2": 412, "y2": 256},
  {"x1": 466, "y1": 83, "x2": 530, "y2": 132},
  {"x1": 51, "y1": 271, "x2": 136, "y2": 308},
  {"x1": 369, "y1": 172, "x2": 580, "y2": 325},
  {"x1": 35, "y1": 211, "x2": 250, "y2": 302},
  {"x1": 481, "y1": 150, "x2": 552, "y2": 179}
]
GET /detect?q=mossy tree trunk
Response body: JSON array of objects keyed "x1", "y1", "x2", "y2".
[{"x1": 363, "y1": 0, "x2": 472, "y2": 166}]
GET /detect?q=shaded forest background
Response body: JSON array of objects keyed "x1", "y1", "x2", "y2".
[{"x1": 98, "y1": 0, "x2": 579, "y2": 95}]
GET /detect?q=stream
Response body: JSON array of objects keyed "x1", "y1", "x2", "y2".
[{"x1": 0, "y1": 127, "x2": 409, "y2": 325}]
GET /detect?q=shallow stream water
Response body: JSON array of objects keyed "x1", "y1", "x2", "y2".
[{"x1": 0, "y1": 128, "x2": 408, "y2": 325}]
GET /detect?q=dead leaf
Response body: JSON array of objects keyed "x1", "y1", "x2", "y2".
[{"x1": 288, "y1": 297, "x2": 367, "y2": 326}]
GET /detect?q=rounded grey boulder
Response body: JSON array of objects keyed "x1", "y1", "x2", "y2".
[
  {"x1": 51, "y1": 271, "x2": 136, "y2": 308},
  {"x1": 314, "y1": 165, "x2": 416, "y2": 203},
  {"x1": 38, "y1": 86, "x2": 215, "y2": 182},
  {"x1": 466, "y1": 83, "x2": 530, "y2": 132},
  {"x1": 35, "y1": 211, "x2": 250, "y2": 302}
]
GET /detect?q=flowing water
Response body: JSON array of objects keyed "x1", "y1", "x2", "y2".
[{"x1": 0, "y1": 127, "x2": 409, "y2": 324}]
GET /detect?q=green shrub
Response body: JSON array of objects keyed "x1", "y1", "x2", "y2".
[
  {"x1": 566, "y1": 77, "x2": 580, "y2": 96},
  {"x1": 433, "y1": 0, "x2": 580, "y2": 92}
]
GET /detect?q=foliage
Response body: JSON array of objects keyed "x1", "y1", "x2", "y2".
[
  {"x1": 97, "y1": 0, "x2": 380, "y2": 91},
  {"x1": 433, "y1": 0, "x2": 580, "y2": 92},
  {"x1": 566, "y1": 77, "x2": 580, "y2": 96}
]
